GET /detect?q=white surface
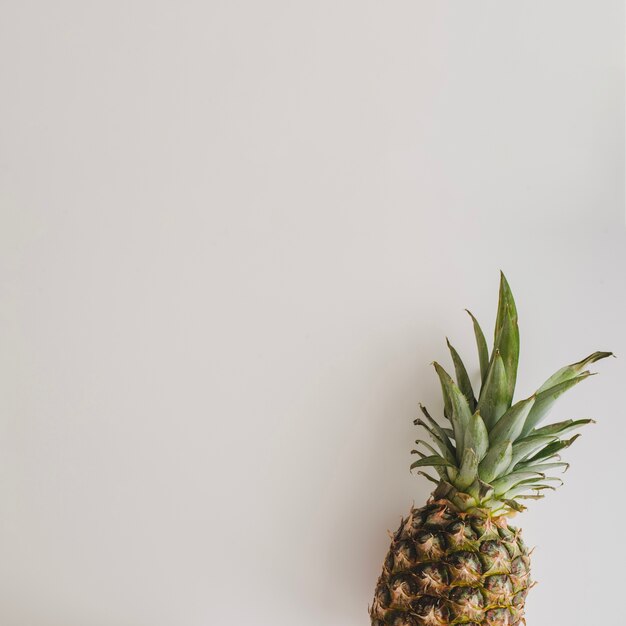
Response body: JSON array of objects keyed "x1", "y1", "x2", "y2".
[{"x1": 0, "y1": 2, "x2": 624, "y2": 625}]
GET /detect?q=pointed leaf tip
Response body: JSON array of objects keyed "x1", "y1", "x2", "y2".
[
  {"x1": 466, "y1": 309, "x2": 490, "y2": 384},
  {"x1": 417, "y1": 471, "x2": 441, "y2": 486},
  {"x1": 410, "y1": 454, "x2": 455, "y2": 470},
  {"x1": 537, "y1": 352, "x2": 612, "y2": 396},
  {"x1": 522, "y1": 373, "x2": 597, "y2": 436}
]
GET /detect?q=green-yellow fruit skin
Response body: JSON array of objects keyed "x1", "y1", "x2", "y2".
[{"x1": 370, "y1": 500, "x2": 531, "y2": 626}]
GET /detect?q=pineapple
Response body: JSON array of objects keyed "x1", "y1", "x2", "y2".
[{"x1": 370, "y1": 273, "x2": 611, "y2": 626}]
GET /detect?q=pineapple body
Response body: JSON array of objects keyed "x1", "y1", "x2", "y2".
[{"x1": 371, "y1": 500, "x2": 530, "y2": 626}]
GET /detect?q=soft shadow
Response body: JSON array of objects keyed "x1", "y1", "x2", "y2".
[{"x1": 313, "y1": 325, "x2": 447, "y2": 621}]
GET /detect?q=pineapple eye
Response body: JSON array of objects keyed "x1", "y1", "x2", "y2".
[
  {"x1": 484, "y1": 574, "x2": 514, "y2": 606},
  {"x1": 447, "y1": 550, "x2": 483, "y2": 584},
  {"x1": 413, "y1": 530, "x2": 445, "y2": 559},
  {"x1": 391, "y1": 540, "x2": 416, "y2": 570},
  {"x1": 449, "y1": 585, "x2": 484, "y2": 607},
  {"x1": 388, "y1": 572, "x2": 416, "y2": 608},
  {"x1": 373, "y1": 582, "x2": 391, "y2": 609},
  {"x1": 414, "y1": 562, "x2": 449, "y2": 591},
  {"x1": 411, "y1": 595, "x2": 450, "y2": 623},
  {"x1": 510, "y1": 554, "x2": 530, "y2": 577},
  {"x1": 449, "y1": 586, "x2": 484, "y2": 622},
  {"x1": 484, "y1": 607, "x2": 513, "y2": 626}
]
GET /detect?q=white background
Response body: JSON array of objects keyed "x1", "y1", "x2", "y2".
[{"x1": 0, "y1": 2, "x2": 624, "y2": 625}]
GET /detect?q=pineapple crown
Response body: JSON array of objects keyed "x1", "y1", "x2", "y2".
[{"x1": 412, "y1": 272, "x2": 612, "y2": 516}]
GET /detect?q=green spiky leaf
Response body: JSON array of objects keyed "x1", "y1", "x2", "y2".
[
  {"x1": 433, "y1": 362, "x2": 472, "y2": 460},
  {"x1": 455, "y1": 448, "x2": 479, "y2": 490},
  {"x1": 493, "y1": 273, "x2": 519, "y2": 400},
  {"x1": 538, "y1": 352, "x2": 613, "y2": 393},
  {"x1": 418, "y1": 405, "x2": 456, "y2": 456},
  {"x1": 524, "y1": 434, "x2": 582, "y2": 464},
  {"x1": 491, "y1": 471, "x2": 544, "y2": 496},
  {"x1": 464, "y1": 411, "x2": 489, "y2": 462},
  {"x1": 521, "y1": 373, "x2": 594, "y2": 437},
  {"x1": 446, "y1": 339, "x2": 477, "y2": 410},
  {"x1": 410, "y1": 454, "x2": 455, "y2": 470},
  {"x1": 412, "y1": 440, "x2": 442, "y2": 458},
  {"x1": 478, "y1": 440, "x2": 513, "y2": 483},
  {"x1": 414, "y1": 420, "x2": 456, "y2": 464},
  {"x1": 530, "y1": 418, "x2": 595, "y2": 438},
  {"x1": 502, "y1": 498, "x2": 526, "y2": 512},
  {"x1": 509, "y1": 435, "x2": 558, "y2": 469},
  {"x1": 489, "y1": 396, "x2": 536, "y2": 447},
  {"x1": 413, "y1": 418, "x2": 456, "y2": 461},
  {"x1": 505, "y1": 484, "x2": 557, "y2": 499},
  {"x1": 515, "y1": 461, "x2": 569, "y2": 474},
  {"x1": 477, "y1": 351, "x2": 509, "y2": 430},
  {"x1": 416, "y1": 471, "x2": 441, "y2": 486}
]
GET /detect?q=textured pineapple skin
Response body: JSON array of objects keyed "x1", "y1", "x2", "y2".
[{"x1": 370, "y1": 500, "x2": 531, "y2": 626}]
